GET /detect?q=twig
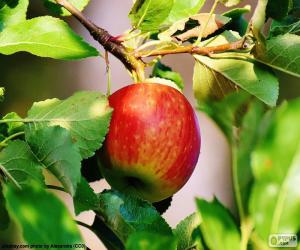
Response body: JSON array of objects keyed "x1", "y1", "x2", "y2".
[
  {"x1": 54, "y1": 0, "x2": 145, "y2": 82},
  {"x1": 135, "y1": 39, "x2": 247, "y2": 58}
]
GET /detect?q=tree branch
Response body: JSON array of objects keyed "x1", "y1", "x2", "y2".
[
  {"x1": 54, "y1": 0, "x2": 145, "y2": 82},
  {"x1": 135, "y1": 39, "x2": 247, "y2": 58}
]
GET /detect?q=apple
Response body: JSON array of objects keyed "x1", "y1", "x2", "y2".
[{"x1": 98, "y1": 83, "x2": 201, "y2": 202}]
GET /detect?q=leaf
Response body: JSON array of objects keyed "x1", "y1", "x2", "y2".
[
  {"x1": 193, "y1": 60, "x2": 239, "y2": 102},
  {"x1": 44, "y1": 0, "x2": 90, "y2": 16},
  {"x1": 223, "y1": 5, "x2": 251, "y2": 36},
  {"x1": 220, "y1": 0, "x2": 242, "y2": 7},
  {"x1": 194, "y1": 54, "x2": 279, "y2": 107},
  {"x1": 232, "y1": 101, "x2": 265, "y2": 218},
  {"x1": 250, "y1": 98, "x2": 300, "y2": 244},
  {"x1": 0, "y1": 183, "x2": 9, "y2": 230},
  {"x1": 0, "y1": 140, "x2": 44, "y2": 188},
  {"x1": 196, "y1": 198, "x2": 241, "y2": 250},
  {"x1": 25, "y1": 126, "x2": 81, "y2": 196},
  {"x1": 129, "y1": 0, "x2": 174, "y2": 32},
  {"x1": 4, "y1": 182, "x2": 84, "y2": 247},
  {"x1": 152, "y1": 61, "x2": 184, "y2": 90},
  {"x1": 2, "y1": 112, "x2": 24, "y2": 135},
  {"x1": 163, "y1": 0, "x2": 205, "y2": 26},
  {"x1": 159, "y1": 14, "x2": 230, "y2": 42},
  {"x1": 270, "y1": 16, "x2": 300, "y2": 37},
  {"x1": 0, "y1": 0, "x2": 28, "y2": 31},
  {"x1": 256, "y1": 34, "x2": 300, "y2": 77},
  {"x1": 266, "y1": 0, "x2": 293, "y2": 20},
  {"x1": 126, "y1": 232, "x2": 177, "y2": 250},
  {"x1": 173, "y1": 213, "x2": 204, "y2": 250},
  {"x1": 73, "y1": 177, "x2": 99, "y2": 215},
  {"x1": 197, "y1": 91, "x2": 250, "y2": 142},
  {"x1": 97, "y1": 190, "x2": 173, "y2": 244},
  {"x1": 26, "y1": 91, "x2": 112, "y2": 159},
  {"x1": 0, "y1": 16, "x2": 99, "y2": 60}
]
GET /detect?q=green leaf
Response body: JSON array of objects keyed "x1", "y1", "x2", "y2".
[
  {"x1": 129, "y1": 0, "x2": 174, "y2": 32},
  {"x1": 256, "y1": 34, "x2": 300, "y2": 77},
  {"x1": 197, "y1": 91, "x2": 250, "y2": 142},
  {"x1": 2, "y1": 112, "x2": 24, "y2": 135},
  {"x1": 44, "y1": 0, "x2": 90, "y2": 16},
  {"x1": 0, "y1": 140, "x2": 44, "y2": 188},
  {"x1": 25, "y1": 126, "x2": 81, "y2": 196},
  {"x1": 250, "y1": 98, "x2": 300, "y2": 244},
  {"x1": 0, "y1": 0, "x2": 28, "y2": 31},
  {"x1": 163, "y1": 0, "x2": 205, "y2": 26},
  {"x1": 194, "y1": 54, "x2": 279, "y2": 107},
  {"x1": 173, "y1": 213, "x2": 203, "y2": 250},
  {"x1": 126, "y1": 232, "x2": 177, "y2": 250},
  {"x1": 196, "y1": 198, "x2": 240, "y2": 250},
  {"x1": 73, "y1": 177, "x2": 99, "y2": 215},
  {"x1": 266, "y1": 0, "x2": 293, "y2": 20},
  {"x1": 4, "y1": 182, "x2": 84, "y2": 247},
  {"x1": 26, "y1": 91, "x2": 112, "y2": 159},
  {"x1": 152, "y1": 61, "x2": 184, "y2": 90},
  {"x1": 0, "y1": 16, "x2": 99, "y2": 60},
  {"x1": 223, "y1": 6, "x2": 251, "y2": 36},
  {"x1": 97, "y1": 190, "x2": 173, "y2": 244},
  {"x1": 270, "y1": 16, "x2": 300, "y2": 37},
  {"x1": 193, "y1": 60, "x2": 239, "y2": 102},
  {"x1": 0, "y1": 183, "x2": 9, "y2": 230},
  {"x1": 220, "y1": 0, "x2": 242, "y2": 7},
  {"x1": 232, "y1": 101, "x2": 265, "y2": 218}
]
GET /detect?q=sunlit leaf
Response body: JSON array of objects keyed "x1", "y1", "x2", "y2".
[
  {"x1": 129, "y1": 0, "x2": 173, "y2": 32},
  {"x1": 0, "y1": 16, "x2": 99, "y2": 59},
  {"x1": 196, "y1": 198, "x2": 240, "y2": 250},
  {"x1": 26, "y1": 91, "x2": 112, "y2": 159},
  {"x1": 44, "y1": 0, "x2": 90, "y2": 16},
  {"x1": 163, "y1": 0, "x2": 205, "y2": 26},
  {"x1": 2, "y1": 112, "x2": 24, "y2": 135},
  {"x1": 193, "y1": 60, "x2": 238, "y2": 102},
  {"x1": 256, "y1": 34, "x2": 300, "y2": 78},
  {"x1": 0, "y1": 0, "x2": 28, "y2": 31}
]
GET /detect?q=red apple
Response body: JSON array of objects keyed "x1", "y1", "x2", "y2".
[{"x1": 98, "y1": 83, "x2": 201, "y2": 202}]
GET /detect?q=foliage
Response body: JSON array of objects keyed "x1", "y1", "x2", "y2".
[{"x1": 1, "y1": 0, "x2": 300, "y2": 249}]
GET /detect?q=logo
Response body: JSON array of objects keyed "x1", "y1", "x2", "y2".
[{"x1": 269, "y1": 234, "x2": 298, "y2": 248}]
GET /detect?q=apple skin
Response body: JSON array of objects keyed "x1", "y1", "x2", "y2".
[{"x1": 98, "y1": 83, "x2": 201, "y2": 202}]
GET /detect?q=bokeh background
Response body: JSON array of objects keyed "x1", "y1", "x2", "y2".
[{"x1": 0, "y1": 0, "x2": 299, "y2": 249}]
